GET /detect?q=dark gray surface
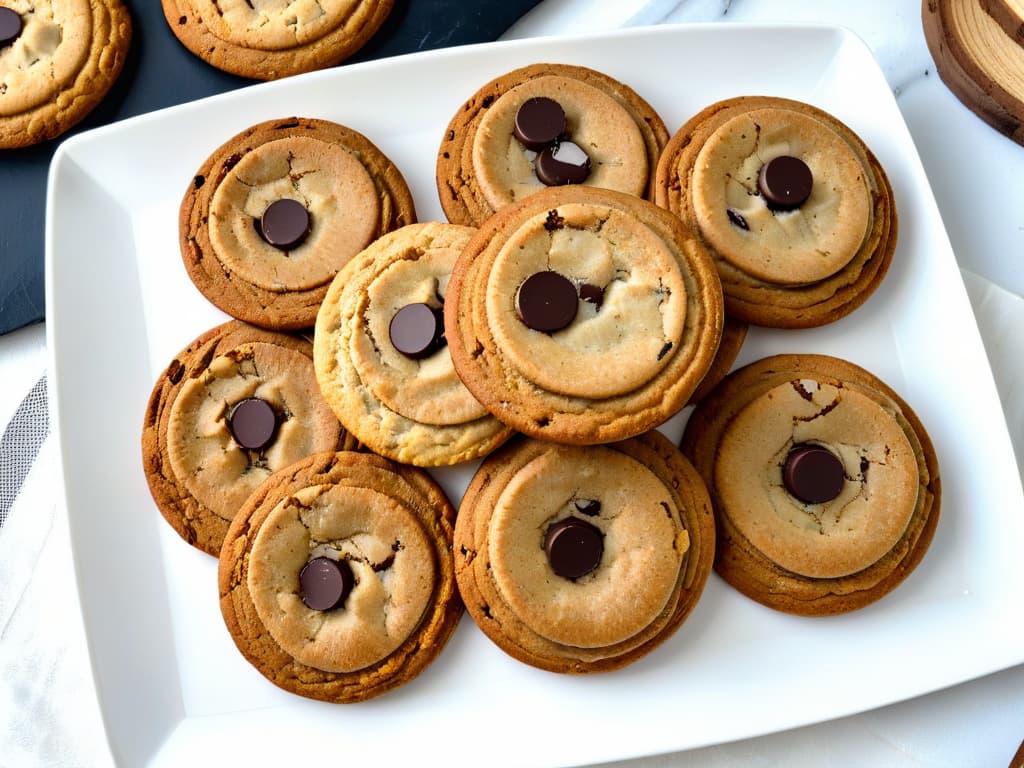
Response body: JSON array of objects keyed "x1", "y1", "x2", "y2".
[{"x1": 0, "y1": 0, "x2": 540, "y2": 335}]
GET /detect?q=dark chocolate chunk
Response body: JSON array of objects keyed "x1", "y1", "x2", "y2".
[
  {"x1": 258, "y1": 198, "x2": 311, "y2": 250},
  {"x1": 574, "y1": 499, "x2": 601, "y2": 517},
  {"x1": 535, "y1": 141, "x2": 591, "y2": 186},
  {"x1": 545, "y1": 516, "x2": 604, "y2": 580},
  {"x1": 514, "y1": 97, "x2": 566, "y2": 151},
  {"x1": 228, "y1": 397, "x2": 279, "y2": 451},
  {"x1": 758, "y1": 155, "x2": 813, "y2": 210},
  {"x1": 0, "y1": 7, "x2": 21, "y2": 47},
  {"x1": 727, "y1": 208, "x2": 749, "y2": 230},
  {"x1": 389, "y1": 302, "x2": 445, "y2": 359},
  {"x1": 299, "y1": 557, "x2": 354, "y2": 611},
  {"x1": 578, "y1": 283, "x2": 604, "y2": 309},
  {"x1": 516, "y1": 271, "x2": 578, "y2": 333},
  {"x1": 783, "y1": 443, "x2": 845, "y2": 504}
]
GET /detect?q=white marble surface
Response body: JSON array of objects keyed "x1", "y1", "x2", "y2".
[{"x1": 1, "y1": 0, "x2": 1023, "y2": 766}]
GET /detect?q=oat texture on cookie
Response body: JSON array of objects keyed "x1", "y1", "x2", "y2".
[
  {"x1": 445, "y1": 186, "x2": 724, "y2": 445},
  {"x1": 219, "y1": 451, "x2": 462, "y2": 702},
  {"x1": 437, "y1": 63, "x2": 669, "y2": 227},
  {"x1": 161, "y1": 0, "x2": 394, "y2": 80},
  {"x1": 655, "y1": 96, "x2": 897, "y2": 328},
  {"x1": 314, "y1": 222, "x2": 514, "y2": 466},
  {"x1": 179, "y1": 117, "x2": 416, "y2": 330},
  {"x1": 681, "y1": 354, "x2": 941, "y2": 615},
  {"x1": 0, "y1": 0, "x2": 131, "y2": 148},
  {"x1": 454, "y1": 432, "x2": 715, "y2": 673}
]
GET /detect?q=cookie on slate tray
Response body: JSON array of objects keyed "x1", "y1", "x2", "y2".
[
  {"x1": 142, "y1": 319, "x2": 356, "y2": 556},
  {"x1": 179, "y1": 117, "x2": 416, "y2": 330},
  {"x1": 161, "y1": 0, "x2": 393, "y2": 80},
  {"x1": 454, "y1": 432, "x2": 715, "y2": 673},
  {"x1": 444, "y1": 185, "x2": 724, "y2": 445},
  {"x1": 0, "y1": 0, "x2": 131, "y2": 149},
  {"x1": 219, "y1": 450, "x2": 462, "y2": 702},
  {"x1": 314, "y1": 222, "x2": 514, "y2": 466},
  {"x1": 437, "y1": 62, "x2": 669, "y2": 227},
  {"x1": 681, "y1": 354, "x2": 941, "y2": 616},
  {"x1": 655, "y1": 96, "x2": 897, "y2": 328}
]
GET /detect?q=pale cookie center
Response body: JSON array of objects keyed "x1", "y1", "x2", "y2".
[
  {"x1": 0, "y1": 0, "x2": 91, "y2": 116},
  {"x1": 489, "y1": 447, "x2": 685, "y2": 648},
  {"x1": 486, "y1": 204, "x2": 687, "y2": 399},
  {"x1": 472, "y1": 75, "x2": 648, "y2": 212},
  {"x1": 195, "y1": 0, "x2": 365, "y2": 50},
  {"x1": 715, "y1": 379, "x2": 919, "y2": 579},
  {"x1": 166, "y1": 342, "x2": 341, "y2": 522},
  {"x1": 209, "y1": 135, "x2": 380, "y2": 293},
  {"x1": 247, "y1": 483, "x2": 435, "y2": 674},
  {"x1": 692, "y1": 109, "x2": 873, "y2": 285},
  {"x1": 348, "y1": 231, "x2": 490, "y2": 426}
]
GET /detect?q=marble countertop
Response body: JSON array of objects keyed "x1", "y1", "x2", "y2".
[{"x1": 1, "y1": 0, "x2": 1022, "y2": 766}]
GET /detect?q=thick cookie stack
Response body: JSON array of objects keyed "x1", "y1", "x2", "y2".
[{"x1": 923, "y1": 0, "x2": 1024, "y2": 145}]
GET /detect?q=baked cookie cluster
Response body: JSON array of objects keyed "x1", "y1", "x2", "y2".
[{"x1": 142, "y1": 60, "x2": 940, "y2": 702}]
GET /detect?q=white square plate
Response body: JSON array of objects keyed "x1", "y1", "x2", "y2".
[{"x1": 46, "y1": 24, "x2": 1024, "y2": 768}]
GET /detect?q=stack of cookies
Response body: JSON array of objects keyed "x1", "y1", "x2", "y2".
[
  {"x1": 142, "y1": 59, "x2": 941, "y2": 703},
  {"x1": 923, "y1": 0, "x2": 1024, "y2": 145}
]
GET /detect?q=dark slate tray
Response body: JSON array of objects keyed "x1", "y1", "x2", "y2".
[{"x1": 0, "y1": 0, "x2": 540, "y2": 335}]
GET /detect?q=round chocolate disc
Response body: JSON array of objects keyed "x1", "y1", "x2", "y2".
[
  {"x1": 758, "y1": 155, "x2": 813, "y2": 210},
  {"x1": 299, "y1": 557, "x2": 355, "y2": 611},
  {"x1": 389, "y1": 302, "x2": 445, "y2": 359},
  {"x1": 782, "y1": 443, "x2": 845, "y2": 504},
  {"x1": 0, "y1": 7, "x2": 21, "y2": 47},
  {"x1": 545, "y1": 516, "x2": 604, "y2": 580},
  {"x1": 259, "y1": 198, "x2": 311, "y2": 250},
  {"x1": 535, "y1": 141, "x2": 592, "y2": 186},
  {"x1": 514, "y1": 97, "x2": 566, "y2": 151},
  {"x1": 228, "y1": 397, "x2": 279, "y2": 451},
  {"x1": 516, "y1": 271, "x2": 578, "y2": 333}
]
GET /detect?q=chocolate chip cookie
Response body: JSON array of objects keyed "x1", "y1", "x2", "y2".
[
  {"x1": 0, "y1": 0, "x2": 131, "y2": 148},
  {"x1": 655, "y1": 96, "x2": 897, "y2": 328},
  {"x1": 161, "y1": 0, "x2": 393, "y2": 80},
  {"x1": 444, "y1": 185, "x2": 724, "y2": 444},
  {"x1": 454, "y1": 431, "x2": 715, "y2": 673},
  {"x1": 219, "y1": 450, "x2": 462, "y2": 702},
  {"x1": 437, "y1": 62, "x2": 669, "y2": 227},
  {"x1": 142, "y1": 320, "x2": 355, "y2": 555},
  {"x1": 179, "y1": 117, "x2": 416, "y2": 330},
  {"x1": 314, "y1": 222, "x2": 514, "y2": 466},
  {"x1": 681, "y1": 354, "x2": 941, "y2": 615}
]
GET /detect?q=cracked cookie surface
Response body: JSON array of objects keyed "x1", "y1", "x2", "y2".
[
  {"x1": 219, "y1": 451, "x2": 462, "y2": 702},
  {"x1": 655, "y1": 96, "x2": 897, "y2": 328},
  {"x1": 681, "y1": 354, "x2": 941, "y2": 615},
  {"x1": 0, "y1": 0, "x2": 131, "y2": 148},
  {"x1": 437, "y1": 63, "x2": 668, "y2": 227},
  {"x1": 179, "y1": 117, "x2": 416, "y2": 330},
  {"x1": 444, "y1": 185, "x2": 724, "y2": 444},
  {"x1": 314, "y1": 222, "x2": 514, "y2": 466},
  {"x1": 161, "y1": 0, "x2": 392, "y2": 80},
  {"x1": 142, "y1": 319, "x2": 355, "y2": 555},
  {"x1": 454, "y1": 432, "x2": 715, "y2": 673}
]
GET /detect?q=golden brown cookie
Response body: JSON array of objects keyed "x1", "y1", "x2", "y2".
[
  {"x1": 219, "y1": 451, "x2": 462, "y2": 702},
  {"x1": 689, "y1": 316, "x2": 747, "y2": 405},
  {"x1": 445, "y1": 185, "x2": 724, "y2": 445},
  {"x1": 982, "y1": 0, "x2": 1024, "y2": 42},
  {"x1": 454, "y1": 432, "x2": 715, "y2": 673},
  {"x1": 437, "y1": 62, "x2": 669, "y2": 227},
  {"x1": 681, "y1": 354, "x2": 941, "y2": 616},
  {"x1": 179, "y1": 117, "x2": 416, "y2": 330},
  {"x1": 313, "y1": 222, "x2": 514, "y2": 466},
  {"x1": 161, "y1": 0, "x2": 392, "y2": 80},
  {"x1": 142, "y1": 319, "x2": 356, "y2": 556},
  {"x1": 0, "y1": 0, "x2": 131, "y2": 149},
  {"x1": 655, "y1": 96, "x2": 897, "y2": 328}
]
